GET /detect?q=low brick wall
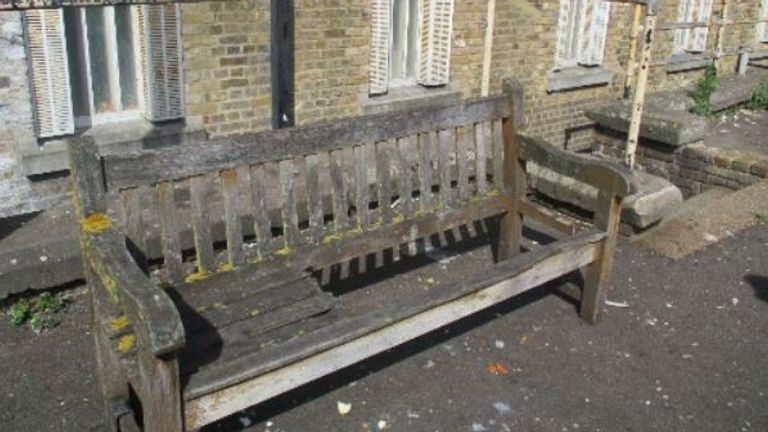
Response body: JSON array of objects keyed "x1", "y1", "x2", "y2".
[{"x1": 595, "y1": 127, "x2": 768, "y2": 197}]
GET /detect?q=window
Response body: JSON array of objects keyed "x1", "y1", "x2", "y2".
[
  {"x1": 554, "y1": 0, "x2": 611, "y2": 69},
  {"x1": 759, "y1": 0, "x2": 768, "y2": 44},
  {"x1": 25, "y1": 5, "x2": 183, "y2": 139},
  {"x1": 369, "y1": 0, "x2": 454, "y2": 96},
  {"x1": 673, "y1": 0, "x2": 714, "y2": 53}
]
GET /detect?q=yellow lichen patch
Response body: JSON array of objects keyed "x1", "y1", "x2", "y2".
[
  {"x1": 117, "y1": 334, "x2": 136, "y2": 353},
  {"x1": 392, "y1": 213, "x2": 406, "y2": 225},
  {"x1": 249, "y1": 309, "x2": 261, "y2": 317},
  {"x1": 212, "y1": 302, "x2": 224, "y2": 310},
  {"x1": 321, "y1": 233, "x2": 343, "y2": 245},
  {"x1": 216, "y1": 263, "x2": 235, "y2": 273},
  {"x1": 185, "y1": 270, "x2": 211, "y2": 284},
  {"x1": 247, "y1": 255, "x2": 264, "y2": 264},
  {"x1": 110, "y1": 316, "x2": 130, "y2": 333},
  {"x1": 487, "y1": 188, "x2": 501, "y2": 197},
  {"x1": 82, "y1": 213, "x2": 113, "y2": 235},
  {"x1": 275, "y1": 245, "x2": 295, "y2": 257}
]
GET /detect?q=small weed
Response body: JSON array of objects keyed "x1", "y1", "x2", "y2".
[
  {"x1": 746, "y1": 79, "x2": 768, "y2": 111},
  {"x1": 755, "y1": 212, "x2": 768, "y2": 223},
  {"x1": 8, "y1": 301, "x2": 30, "y2": 327},
  {"x1": 5, "y1": 292, "x2": 67, "y2": 333},
  {"x1": 691, "y1": 63, "x2": 719, "y2": 117}
]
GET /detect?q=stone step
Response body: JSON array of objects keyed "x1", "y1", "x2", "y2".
[
  {"x1": 633, "y1": 181, "x2": 768, "y2": 259},
  {"x1": 528, "y1": 162, "x2": 683, "y2": 231}
]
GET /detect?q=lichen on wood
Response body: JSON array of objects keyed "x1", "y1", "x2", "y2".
[
  {"x1": 110, "y1": 315, "x2": 130, "y2": 332},
  {"x1": 117, "y1": 334, "x2": 136, "y2": 353},
  {"x1": 82, "y1": 213, "x2": 113, "y2": 235},
  {"x1": 185, "y1": 270, "x2": 211, "y2": 284}
]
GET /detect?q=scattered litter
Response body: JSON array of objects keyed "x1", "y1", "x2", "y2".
[
  {"x1": 665, "y1": 302, "x2": 673, "y2": 308},
  {"x1": 39, "y1": 255, "x2": 47, "y2": 263},
  {"x1": 605, "y1": 300, "x2": 630, "y2": 308},
  {"x1": 423, "y1": 360, "x2": 435, "y2": 369},
  {"x1": 377, "y1": 420, "x2": 388, "y2": 430},
  {"x1": 238, "y1": 416, "x2": 252, "y2": 428},
  {"x1": 493, "y1": 402, "x2": 512, "y2": 416},
  {"x1": 9, "y1": 258, "x2": 17, "y2": 265},
  {"x1": 644, "y1": 317, "x2": 658, "y2": 326},
  {"x1": 486, "y1": 362, "x2": 510, "y2": 376},
  {"x1": 731, "y1": 297, "x2": 739, "y2": 306},
  {"x1": 337, "y1": 401, "x2": 352, "y2": 416},
  {"x1": 266, "y1": 421, "x2": 273, "y2": 427},
  {"x1": 703, "y1": 233, "x2": 718, "y2": 242},
  {"x1": 495, "y1": 340, "x2": 505, "y2": 349},
  {"x1": 406, "y1": 409, "x2": 421, "y2": 419},
  {"x1": 390, "y1": 198, "x2": 400, "y2": 209},
  {"x1": 682, "y1": 353, "x2": 693, "y2": 359},
  {"x1": 519, "y1": 334, "x2": 528, "y2": 344},
  {"x1": 472, "y1": 423, "x2": 488, "y2": 432}
]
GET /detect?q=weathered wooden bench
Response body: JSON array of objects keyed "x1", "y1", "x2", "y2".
[{"x1": 70, "y1": 80, "x2": 633, "y2": 431}]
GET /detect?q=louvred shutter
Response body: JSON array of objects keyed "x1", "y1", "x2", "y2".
[
  {"x1": 138, "y1": 4, "x2": 184, "y2": 122},
  {"x1": 369, "y1": 0, "x2": 390, "y2": 95},
  {"x1": 689, "y1": 0, "x2": 713, "y2": 53},
  {"x1": 418, "y1": 0, "x2": 454, "y2": 86},
  {"x1": 674, "y1": 0, "x2": 694, "y2": 52},
  {"x1": 25, "y1": 10, "x2": 74, "y2": 138},
  {"x1": 759, "y1": 0, "x2": 768, "y2": 43},
  {"x1": 579, "y1": 0, "x2": 610, "y2": 66},
  {"x1": 554, "y1": 0, "x2": 572, "y2": 68}
]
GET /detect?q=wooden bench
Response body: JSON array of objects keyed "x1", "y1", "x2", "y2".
[{"x1": 70, "y1": 80, "x2": 633, "y2": 431}]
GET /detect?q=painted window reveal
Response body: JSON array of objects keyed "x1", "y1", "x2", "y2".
[
  {"x1": 554, "y1": 0, "x2": 611, "y2": 69},
  {"x1": 25, "y1": 4, "x2": 183, "y2": 139},
  {"x1": 674, "y1": 0, "x2": 714, "y2": 53},
  {"x1": 369, "y1": 0, "x2": 454, "y2": 95}
]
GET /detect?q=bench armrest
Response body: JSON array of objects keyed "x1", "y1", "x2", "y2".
[
  {"x1": 517, "y1": 133, "x2": 636, "y2": 198},
  {"x1": 83, "y1": 218, "x2": 185, "y2": 357}
]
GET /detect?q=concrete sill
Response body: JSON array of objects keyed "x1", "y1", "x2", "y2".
[
  {"x1": 20, "y1": 116, "x2": 206, "y2": 175},
  {"x1": 547, "y1": 66, "x2": 613, "y2": 92},
  {"x1": 361, "y1": 83, "x2": 461, "y2": 115},
  {"x1": 666, "y1": 53, "x2": 710, "y2": 73}
]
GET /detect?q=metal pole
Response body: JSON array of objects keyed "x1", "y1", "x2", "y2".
[
  {"x1": 624, "y1": 2, "x2": 658, "y2": 169},
  {"x1": 624, "y1": 3, "x2": 644, "y2": 99}
]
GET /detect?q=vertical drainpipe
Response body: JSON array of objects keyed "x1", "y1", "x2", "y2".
[{"x1": 271, "y1": 0, "x2": 294, "y2": 129}]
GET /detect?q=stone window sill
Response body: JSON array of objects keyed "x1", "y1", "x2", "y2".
[
  {"x1": 20, "y1": 116, "x2": 206, "y2": 175},
  {"x1": 361, "y1": 83, "x2": 461, "y2": 115},
  {"x1": 666, "y1": 53, "x2": 709, "y2": 73},
  {"x1": 547, "y1": 66, "x2": 613, "y2": 93}
]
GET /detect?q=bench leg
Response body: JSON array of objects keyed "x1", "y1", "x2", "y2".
[
  {"x1": 497, "y1": 209, "x2": 523, "y2": 261},
  {"x1": 580, "y1": 192, "x2": 622, "y2": 324},
  {"x1": 90, "y1": 283, "x2": 131, "y2": 432},
  {"x1": 139, "y1": 355, "x2": 184, "y2": 432}
]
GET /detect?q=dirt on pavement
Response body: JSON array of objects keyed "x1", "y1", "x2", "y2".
[{"x1": 1, "y1": 221, "x2": 767, "y2": 432}]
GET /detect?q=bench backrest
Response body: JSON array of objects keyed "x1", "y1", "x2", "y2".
[{"x1": 72, "y1": 94, "x2": 517, "y2": 284}]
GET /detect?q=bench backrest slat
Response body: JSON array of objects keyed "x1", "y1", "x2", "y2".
[
  {"x1": 102, "y1": 97, "x2": 510, "y2": 190},
  {"x1": 188, "y1": 174, "x2": 216, "y2": 273}
]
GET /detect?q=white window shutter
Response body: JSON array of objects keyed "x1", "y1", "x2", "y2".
[
  {"x1": 579, "y1": 0, "x2": 610, "y2": 66},
  {"x1": 138, "y1": 4, "x2": 184, "y2": 122},
  {"x1": 25, "y1": 10, "x2": 74, "y2": 138},
  {"x1": 418, "y1": 0, "x2": 454, "y2": 86},
  {"x1": 554, "y1": 0, "x2": 572, "y2": 68},
  {"x1": 369, "y1": 0, "x2": 390, "y2": 95},
  {"x1": 689, "y1": 0, "x2": 713, "y2": 53},
  {"x1": 674, "y1": 0, "x2": 694, "y2": 52},
  {"x1": 758, "y1": 0, "x2": 768, "y2": 43}
]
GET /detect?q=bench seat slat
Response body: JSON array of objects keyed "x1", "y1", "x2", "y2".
[{"x1": 182, "y1": 229, "x2": 606, "y2": 412}]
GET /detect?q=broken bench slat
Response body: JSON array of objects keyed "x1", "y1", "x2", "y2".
[{"x1": 182, "y1": 229, "x2": 606, "y2": 414}]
